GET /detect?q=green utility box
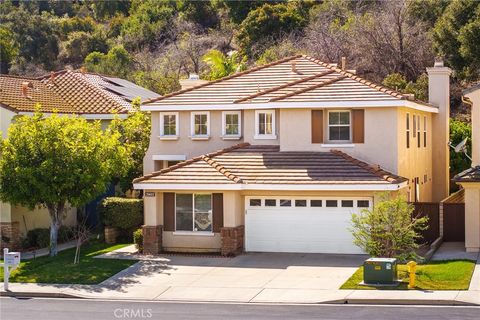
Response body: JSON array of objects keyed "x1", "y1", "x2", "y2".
[{"x1": 363, "y1": 258, "x2": 398, "y2": 285}]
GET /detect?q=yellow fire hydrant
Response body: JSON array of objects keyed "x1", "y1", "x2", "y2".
[{"x1": 407, "y1": 261, "x2": 417, "y2": 289}]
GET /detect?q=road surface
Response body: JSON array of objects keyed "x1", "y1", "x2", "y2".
[{"x1": 0, "y1": 297, "x2": 479, "y2": 320}]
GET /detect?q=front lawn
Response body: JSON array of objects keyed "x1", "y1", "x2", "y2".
[
  {"x1": 0, "y1": 242, "x2": 136, "y2": 284},
  {"x1": 340, "y1": 260, "x2": 476, "y2": 290}
]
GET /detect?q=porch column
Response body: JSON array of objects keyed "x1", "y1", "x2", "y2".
[{"x1": 142, "y1": 191, "x2": 163, "y2": 254}]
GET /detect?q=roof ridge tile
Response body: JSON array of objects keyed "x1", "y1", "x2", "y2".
[
  {"x1": 202, "y1": 155, "x2": 243, "y2": 183},
  {"x1": 142, "y1": 55, "x2": 303, "y2": 105}
]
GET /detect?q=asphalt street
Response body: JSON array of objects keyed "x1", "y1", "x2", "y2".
[{"x1": 1, "y1": 297, "x2": 479, "y2": 320}]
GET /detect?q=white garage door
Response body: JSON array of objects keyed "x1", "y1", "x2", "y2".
[{"x1": 245, "y1": 197, "x2": 372, "y2": 254}]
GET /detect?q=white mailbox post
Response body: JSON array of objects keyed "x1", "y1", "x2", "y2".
[{"x1": 1, "y1": 248, "x2": 21, "y2": 291}]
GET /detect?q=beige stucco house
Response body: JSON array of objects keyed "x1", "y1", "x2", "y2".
[
  {"x1": 454, "y1": 84, "x2": 480, "y2": 252},
  {"x1": 0, "y1": 70, "x2": 159, "y2": 249},
  {"x1": 135, "y1": 55, "x2": 451, "y2": 255}
]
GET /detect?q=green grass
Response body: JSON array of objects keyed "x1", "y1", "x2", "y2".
[
  {"x1": 340, "y1": 260, "x2": 476, "y2": 290},
  {"x1": 0, "y1": 242, "x2": 136, "y2": 284}
]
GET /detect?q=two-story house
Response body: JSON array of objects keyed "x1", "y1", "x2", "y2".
[
  {"x1": 0, "y1": 70, "x2": 160, "y2": 250},
  {"x1": 454, "y1": 84, "x2": 480, "y2": 252},
  {"x1": 134, "y1": 55, "x2": 451, "y2": 255}
]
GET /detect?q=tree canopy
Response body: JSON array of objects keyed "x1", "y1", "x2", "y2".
[{"x1": 0, "y1": 111, "x2": 128, "y2": 255}]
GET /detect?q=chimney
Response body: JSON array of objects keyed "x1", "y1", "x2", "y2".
[
  {"x1": 179, "y1": 74, "x2": 208, "y2": 90},
  {"x1": 341, "y1": 57, "x2": 346, "y2": 70},
  {"x1": 21, "y1": 81, "x2": 34, "y2": 99},
  {"x1": 427, "y1": 57, "x2": 452, "y2": 201},
  {"x1": 49, "y1": 71, "x2": 56, "y2": 83}
]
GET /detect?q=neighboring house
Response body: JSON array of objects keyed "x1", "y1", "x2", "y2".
[
  {"x1": 0, "y1": 70, "x2": 160, "y2": 249},
  {"x1": 454, "y1": 84, "x2": 480, "y2": 252},
  {"x1": 134, "y1": 55, "x2": 451, "y2": 255}
]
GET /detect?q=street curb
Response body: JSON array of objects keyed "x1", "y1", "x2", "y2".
[
  {"x1": 0, "y1": 291, "x2": 85, "y2": 299},
  {"x1": 337, "y1": 299, "x2": 478, "y2": 306},
  {"x1": 1, "y1": 291, "x2": 478, "y2": 306}
]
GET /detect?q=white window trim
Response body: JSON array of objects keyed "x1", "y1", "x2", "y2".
[
  {"x1": 222, "y1": 111, "x2": 242, "y2": 139},
  {"x1": 174, "y1": 193, "x2": 213, "y2": 234},
  {"x1": 159, "y1": 112, "x2": 179, "y2": 139},
  {"x1": 327, "y1": 110, "x2": 351, "y2": 143},
  {"x1": 254, "y1": 110, "x2": 277, "y2": 140},
  {"x1": 190, "y1": 111, "x2": 210, "y2": 139},
  {"x1": 152, "y1": 155, "x2": 186, "y2": 161}
]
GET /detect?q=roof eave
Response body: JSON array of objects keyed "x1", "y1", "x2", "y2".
[
  {"x1": 133, "y1": 181, "x2": 408, "y2": 191},
  {"x1": 141, "y1": 100, "x2": 438, "y2": 113}
]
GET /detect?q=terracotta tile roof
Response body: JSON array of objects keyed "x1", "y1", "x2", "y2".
[
  {"x1": 134, "y1": 143, "x2": 407, "y2": 186},
  {"x1": 0, "y1": 71, "x2": 160, "y2": 115},
  {"x1": 143, "y1": 55, "x2": 431, "y2": 108},
  {"x1": 454, "y1": 166, "x2": 480, "y2": 183}
]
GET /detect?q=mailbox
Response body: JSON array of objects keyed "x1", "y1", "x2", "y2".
[{"x1": 4, "y1": 252, "x2": 21, "y2": 266}]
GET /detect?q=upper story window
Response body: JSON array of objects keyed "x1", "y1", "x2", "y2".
[
  {"x1": 423, "y1": 116, "x2": 427, "y2": 148},
  {"x1": 255, "y1": 110, "x2": 276, "y2": 139},
  {"x1": 160, "y1": 112, "x2": 178, "y2": 139},
  {"x1": 190, "y1": 111, "x2": 210, "y2": 139},
  {"x1": 328, "y1": 111, "x2": 350, "y2": 141},
  {"x1": 222, "y1": 111, "x2": 241, "y2": 139},
  {"x1": 417, "y1": 115, "x2": 421, "y2": 147},
  {"x1": 406, "y1": 113, "x2": 410, "y2": 148}
]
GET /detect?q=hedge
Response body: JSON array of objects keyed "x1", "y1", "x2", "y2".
[
  {"x1": 133, "y1": 228, "x2": 143, "y2": 253},
  {"x1": 98, "y1": 197, "x2": 144, "y2": 231}
]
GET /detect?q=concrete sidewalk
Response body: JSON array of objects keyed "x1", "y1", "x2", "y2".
[
  {"x1": 1, "y1": 245, "x2": 479, "y2": 305},
  {"x1": 1, "y1": 281, "x2": 479, "y2": 305}
]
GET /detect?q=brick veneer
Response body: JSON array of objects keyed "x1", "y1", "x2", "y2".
[
  {"x1": 143, "y1": 225, "x2": 162, "y2": 254},
  {"x1": 220, "y1": 225, "x2": 244, "y2": 256},
  {"x1": 0, "y1": 222, "x2": 21, "y2": 250}
]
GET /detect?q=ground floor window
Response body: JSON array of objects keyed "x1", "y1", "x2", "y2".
[{"x1": 175, "y1": 194, "x2": 212, "y2": 232}]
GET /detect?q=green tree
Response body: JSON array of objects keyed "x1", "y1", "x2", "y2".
[
  {"x1": 450, "y1": 119, "x2": 472, "y2": 177},
  {"x1": 202, "y1": 49, "x2": 247, "y2": 80},
  {"x1": 0, "y1": 27, "x2": 19, "y2": 73},
  {"x1": 382, "y1": 73, "x2": 428, "y2": 102},
  {"x1": 1, "y1": 5, "x2": 60, "y2": 70},
  {"x1": 0, "y1": 111, "x2": 127, "y2": 256},
  {"x1": 350, "y1": 194, "x2": 428, "y2": 261},
  {"x1": 236, "y1": 2, "x2": 308, "y2": 58},
  {"x1": 433, "y1": 0, "x2": 480, "y2": 80},
  {"x1": 109, "y1": 98, "x2": 151, "y2": 193},
  {"x1": 61, "y1": 31, "x2": 108, "y2": 67},
  {"x1": 120, "y1": 0, "x2": 175, "y2": 51},
  {"x1": 84, "y1": 45, "x2": 133, "y2": 78}
]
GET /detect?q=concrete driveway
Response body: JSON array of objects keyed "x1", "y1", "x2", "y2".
[{"x1": 81, "y1": 247, "x2": 367, "y2": 302}]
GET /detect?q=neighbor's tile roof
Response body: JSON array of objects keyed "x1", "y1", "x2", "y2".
[
  {"x1": 144, "y1": 55, "x2": 430, "y2": 107},
  {"x1": 454, "y1": 166, "x2": 480, "y2": 183},
  {"x1": 134, "y1": 143, "x2": 407, "y2": 186},
  {"x1": 0, "y1": 70, "x2": 160, "y2": 114}
]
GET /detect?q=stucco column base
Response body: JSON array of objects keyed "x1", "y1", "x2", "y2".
[
  {"x1": 221, "y1": 226, "x2": 244, "y2": 256},
  {"x1": 143, "y1": 225, "x2": 162, "y2": 254},
  {"x1": 466, "y1": 247, "x2": 480, "y2": 253},
  {"x1": 0, "y1": 222, "x2": 21, "y2": 250}
]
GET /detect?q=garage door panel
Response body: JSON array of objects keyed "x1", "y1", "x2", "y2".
[{"x1": 245, "y1": 200, "x2": 369, "y2": 254}]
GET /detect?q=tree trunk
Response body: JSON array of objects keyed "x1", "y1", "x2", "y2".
[{"x1": 47, "y1": 203, "x2": 65, "y2": 257}]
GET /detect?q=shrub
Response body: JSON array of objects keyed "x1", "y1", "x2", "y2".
[
  {"x1": 24, "y1": 228, "x2": 50, "y2": 249},
  {"x1": 58, "y1": 226, "x2": 75, "y2": 243},
  {"x1": 133, "y1": 228, "x2": 143, "y2": 253},
  {"x1": 98, "y1": 197, "x2": 143, "y2": 230},
  {"x1": 350, "y1": 193, "x2": 429, "y2": 261}
]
